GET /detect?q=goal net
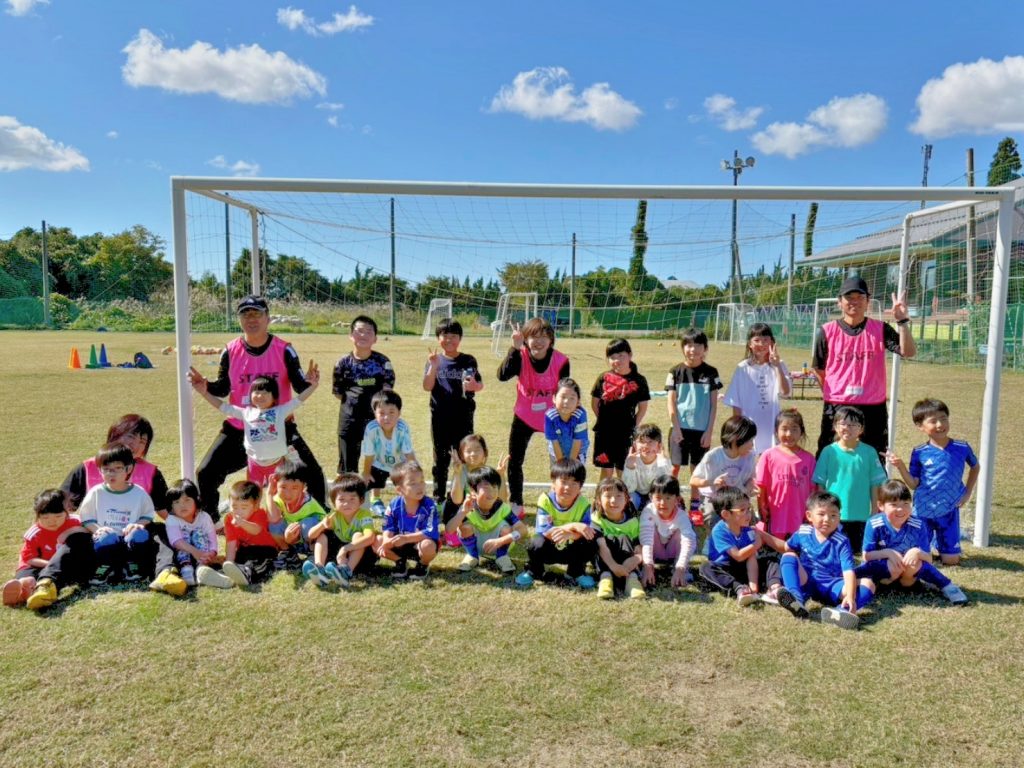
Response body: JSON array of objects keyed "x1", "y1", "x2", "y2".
[
  {"x1": 421, "y1": 298, "x2": 453, "y2": 339},
  {"x1": 714, "y1": 303, "x2": 755, "y2": 345},
  {"x1": 490, "y1": 292, "x2": 538, "y2": 356}
]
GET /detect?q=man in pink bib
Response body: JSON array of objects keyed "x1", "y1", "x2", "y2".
[
  {"x1": 812, "y1": 276, "x2": 916, "y2": 459},
  {"x1": 188, "y1": 296, "x2": 325, "y2": 520}
]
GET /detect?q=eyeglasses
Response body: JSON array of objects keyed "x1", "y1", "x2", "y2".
[{"x1": 100, "y1": 465, "x2": 129, "y2": 475}]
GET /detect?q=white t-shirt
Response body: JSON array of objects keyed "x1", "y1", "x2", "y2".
[
  {"x1": 165, "y1": 510, "x2": 218, "y2": 554},
  {"x1": 722, "y1": 360, "x2": 791, "y2": 456},
  {"x1": 221, "y1": 399, "x2": 301, "y2": 465},
  {"x1": 623, "y1": 454, "x2": 673, "y2": 496},
  {"x1": 79, "y1": 484, "x2": 155, "y2": 533},
  {"x1": 361, "y1": 419, "x2": 414, "y2": 472},
  {"x1": 692, "y1": 446, "x2": 757, "y2": 499}
]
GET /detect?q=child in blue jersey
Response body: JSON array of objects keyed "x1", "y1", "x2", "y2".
[
  {"x1": 544, "y1": 378, "x2": 589, "y2": 464},
  {"x1": 856, "y1": 480, "x2": 968, "y2": 604},
  {"x1": 698, "y1": 486, "x2": 785, "y2": 606},
  {"x1": 360, "y1": 389, "x2": 417, "y2": 516},
  {"x1": 887, "y1": 398, "x2": 978, "y2": 566},
  {"x1": 592, "y1": 476, "x2": 644, "y2": 599},
  {"x1": 376, "y1": 461, "x2": 438, "y2": 580},
  {"x1": 446, "y1": 466, "x2": 527, "y2": 575},
  {"x1": 516, "y1": 459, "x2": 596, "y2": 589},
  {"x1": 776, "y1": 491, "x2": 877, "y2": 629},
  {"x1": 813, "y1": 406, "x2": 886, "y2": 555}
]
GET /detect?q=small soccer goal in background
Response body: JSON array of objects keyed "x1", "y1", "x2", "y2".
[
  {"x1": 714, "y1": 302, "x2": 755, "y2": 344},
  {"x1": 490, "y1": 292, "x2": 539, "y2": 356},
  {"x1": 810, "y1": 296, "x2": 883, "y2": 357},
  {"x1": 421, "y1": 298, "x2": 453, "y2": 339}
]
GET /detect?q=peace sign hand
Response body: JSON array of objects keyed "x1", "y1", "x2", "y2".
[
  {"x1": 891, "y1": 292, "x2": 909, "y2": 322},
  {"x1": 511, "y1": 322, "x2": 524, "y2": 350},
  {"x1": 427, "y1": 347, "x2": 440, "y2": 368}
]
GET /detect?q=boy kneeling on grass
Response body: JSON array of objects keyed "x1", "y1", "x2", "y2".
[
  {"x1": 516, "y1": 458, "x2": 596, "y2": 589},
  {"x1": 777, "y1": 491, "x2": 876, "y2": 629},
  {"x1": 446, "y1": 465, "x2": 527, "y2": 576},
  {"x1": 375, "y1": 461, "x2": 438, "y2": 580},
  {"x1": 302, "y1": 473, "x2": 379, "y2": 588}
]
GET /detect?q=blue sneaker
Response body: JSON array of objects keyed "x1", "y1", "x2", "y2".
[
  {"x1": 324, "y1": 562, "x2": 349, "y2": 587},
  {"x1": 515, "y1": 571, "x2": 535, "y2": 588},
  {"x1": 575, "y1": 574, "x2": 596, "y2": 590},
  {"x1": 301, "y1": 560, "x2": 328, "y2": 587},
  {"x1": 339, "y1": 564, "x2": 354, "y2": 581}
]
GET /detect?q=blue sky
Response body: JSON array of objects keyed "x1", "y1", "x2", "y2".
[{"x1": 2, "y1": 1, "x2": 1022, "y2": 286}]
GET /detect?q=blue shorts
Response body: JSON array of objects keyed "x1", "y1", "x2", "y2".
[
  {"x1": 854, "y1": 559, "x2": 893, "y2": 583},
  {"x1": 922, "y1": 509, "x2": 961, "y2": 556},
  {"x1": 804, "y1": 573, "x2": 846, "y2": 606}
]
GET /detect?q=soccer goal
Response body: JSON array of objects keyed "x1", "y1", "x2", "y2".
[
  {"x1": 490, "y1": 292, "x2": 539, "y2": 357},
  {"x1": 421, "y1": 298, "x2": 453, "y2": 339},
  {"x1": 169, "y1": 177, "x2": 1018, "y2": 547},
  {"x1": 810, "y1": 296, "x2": 883, "y2": 358},
  {"x1": 714, "y1": 302, "x2": 755, "y2": 344}
]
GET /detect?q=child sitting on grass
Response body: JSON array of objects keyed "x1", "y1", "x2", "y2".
[
  {"x1": 689, "y1": 415, "x2": 758, "y2": 544},
  {"x1": 445, "y1": 433, "x2": 510, "y2": 544},
  {"x1": 777, "y1": 491, "x2": 876, "y2": 629},
  {"x1": 856, "y1": 479, "x2": 968, "y2": 604},
  {"x1": 268, "y1": 460, "x2": 327, "y2": 571},
  {"x1": 639, "y1": 475, "x2": 698, "y2": 590},
  {"x1": 591, "y1": 477, "x2": 644, "y2": 600},
  {"x1": 361, "y1": 389, "x2": 416, "y2": 517},
  {"x1": 221, "y1": 480, "x2": 281, "y2": 588},
  {"x1": 303, "y1": 473, "x2": 379, "y2": 588},
  {"x1": 376, "y1": 461, "x2": 438, "y2": 580},
  {"x1": 165, "y1": 479, "x2": 231, "y2": 589},
  {"x1": 6, "y1": 489, "x2": 91, "y2": 609},
  {"x1": 516, "y1": 458, "x2": 596, "y2": 589},
  {"x1": 699, "y1": 486, "x2": 784, "y2": 606},
  {"x1": 447, "y1": 465, "x2": 526, "y2": 575}
]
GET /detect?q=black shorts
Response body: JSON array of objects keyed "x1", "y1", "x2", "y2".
[
  {"x1": 592, "y1": 431, "x2": 630, "y2": 470},
  {"x1": 366, "y1": 465, "x2": 391, "y2": 491},
  {"x1": 670, "y1": 428, "x2": 708, "y2": 467}
]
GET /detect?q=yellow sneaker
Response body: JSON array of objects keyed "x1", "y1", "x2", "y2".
[
  {"x1": 149, "y1": 568, "x2": 187, "y2": 597},
  {"x1": 625, "y1": 574, "x2": 646, "y2": 599},
  {"x1": 26, "y1": 578, "x2": 57, "y2": 611},
  {"x1": 597, "y1": 574, "x2": 614, "y2": 600}
]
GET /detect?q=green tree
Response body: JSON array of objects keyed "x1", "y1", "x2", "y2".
[
  {"x1": 83, "y1": 225, "x2": 172, "y2": 301},
  {"x1": 629, "y1": 200, "x2": 648, "y2": 293},
  {"x1": 498, "y1": 259, "x2": 549, "y2": 294},
  {"x1": 987, "y1": 137, "x2": 1022, "y2": 186}
]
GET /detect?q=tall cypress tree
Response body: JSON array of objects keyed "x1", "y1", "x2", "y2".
[{"x1": 987, "y1": 137, "x2": 1022, "y2": 186}]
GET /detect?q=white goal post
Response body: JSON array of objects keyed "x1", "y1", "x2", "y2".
[
  {"x1": 714, "y1": 302, "x2": 755, "y2": 344},
  {"x1": 170, "y1": 178, "x2": 1016, "y2": 547},
  {"x1": 491, "y1": 292, "x2": 539, "y2": 357},
  {"x1": 421, "y1": 298, "x2": 453, "y2": 340}
]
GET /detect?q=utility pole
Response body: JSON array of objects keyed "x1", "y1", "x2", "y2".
[
  {"x1": 41, "y1": 220, "x2": 50, "y2": 327},
  {"x1": 722, "y1": 150, "x2": 756, "y2": 304}
]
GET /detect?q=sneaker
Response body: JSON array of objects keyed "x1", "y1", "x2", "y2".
[
  {"x1": 275, "y1": 550, "x2": 302, "y2": 572},
  {"x1": 458, "y1": 554, "x2": 479, "y2": 572},
  {"x1": 196, "y1": 565, "x2": 234, "y2": 589},
  {"x1": 26, "y1": 578, "x2": 57, "y2": 611},
  {"x1": 180, "y1": 565, "x2": 196, "y2": 587},
  {"x1": 301, "y1": 560, "x2": 329, "y2": 587},
  {"x1": 941, "y1": 583, "x2": 969, "y2": 605},
  {"x1": 371, "y1": 499, "x2": 387, "y2": 518},
  {"x1": 2, "y1": 579, "x2": 24, "y2": 607},
  {"x1": 820, "y1": 606, "x2": 860, "y2": 630},
  {"x1": 597, "y1": 574, "x2": 614, "y2": 600},
  {"x1": 409, "y1": 563, "x2": 430, "y2": 580},
  {"x1": 515, "y1": 571, "x2": 535, "y2": 588},
  {"x1": 149, "y1": 568, "x2": 187, "y2": 597},
  {"x1": 625, "y1": 574, "x2": 646, "y2": 599},
  {"x1": 736, "y1": 586, "x2": 757, "y2": 607},
  {"x1": 575, "y1": 574, "x2": 596, "y2": 590},
  {"x1": 776, "y1": 586, "x2": 808, "y2": 619},
  {"x1": 221, "y1": 561, "x2": 250, "y2": 587},
  {"x1": 760, "y1": 584, "x2": 781, "y2": 606},
  {"x1": 324, "y1": 562, "x2": 349, "y2": 587},
  {"x1": 443, "y1": 531, "x2": 462, "y2": 549},
  {"x1": 392, "y1": 559, "x2": 409, "y2": 580},
  {"x1": 495, "y1": 555, "x2": 516, "y2": 575},
  {"x1": 338, "y1": 564, "x2": 354, "y2": 581},
  {"x1": 89, "y1": 564, "x2": 113, "y2": 587}
]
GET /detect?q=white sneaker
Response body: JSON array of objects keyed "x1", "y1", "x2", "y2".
[
  {"x1": 196, "y1": 565, "x2": 233, "y2": 589},
  {"x1": 760, "y1": 584, "x2": 781, "y2": 605},
  {"x1": 941, "y1": 583, "x2": 969, "y2": 605},
  {"x1": 495, "y1": 555, "x2": 515, "y2": 574},
  {"x1": 458, "y1": 555, "x2": 479, "y2": 572},
  {"x1": 820, "y1": 606, "x2": 860, "y2": 630},
  {"x1": 736, "y1": 587, "x2": 757, "y2": 607}
]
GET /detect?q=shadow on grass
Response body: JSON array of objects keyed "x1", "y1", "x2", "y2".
[
  {"x1": 962, "y1": 552, "x2": 1024, "y2": 572},
  {"x1": 982, "y1": 533, "x2": 1024, "y2": 551},
  {"x1": 31, "y1": 579, "x2": 199, "y2": 618}
]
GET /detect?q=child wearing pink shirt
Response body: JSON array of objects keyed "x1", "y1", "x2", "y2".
[{"x1": 755, "y1": 409, "x2": 816, "y2": 539}]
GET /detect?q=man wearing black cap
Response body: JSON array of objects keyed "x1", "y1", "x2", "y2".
[
  {"x1": 187, "y1": 295, "x2": 326, "y2": 519},
  {"x1": 812, "y1": 276, "x2": 916, "y2": 458}
]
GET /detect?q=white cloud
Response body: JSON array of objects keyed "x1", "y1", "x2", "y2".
[
  {"x1": 0, "y1": 116, "x2": 89, "y2": 172},
  {"x1": 207, "y1": 154, "x2": 261, "y2": 177},
  {"x1": 489, "y1": 66, "x2": 641, "y2": 132},
  {"x1": 911, "y1": 56, "x2": 1024, "y2": 137},
  {"x1": 704, "y1": 93, "x2": 764, "y2": 131},
  {"x1": 122, "y1": 28, "x2": 327, "y2": 105},
  {"x1": 663, "y1": 97, "x2": 679, "y2": 111},
  {"x1": 327, "y1": 115, "x2": 338, "y2": 127},
  {"x1": 751, "y1": 93, "x2": 887, "y2": 158},
  {"x1": 106, "y1": 130, "x2": 119, "y2": 139},
  {"x1": 5, "y1": 0, "x2": 49, "y2": 17},
  {"x1": 316, "y1": 101, "x2": 345, "y2": 111},
  {"x1": 277, "y1": 5, "x2": 373, "y2": 36}
]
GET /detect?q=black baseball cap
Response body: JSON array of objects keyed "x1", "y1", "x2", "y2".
[
  {"x1": 839, "y1": 276, "x2": 869, "y2": 296},
  {"x1": 236, "y1": 295, "x2": 269, "y2": 313}
]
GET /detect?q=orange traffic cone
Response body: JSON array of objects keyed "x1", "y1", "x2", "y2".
[{"x1": 68, "y1": 347, "x2": 82, "y2": 370}]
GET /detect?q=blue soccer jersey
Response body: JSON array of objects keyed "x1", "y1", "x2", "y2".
[
  {"x1": 862, "y1": 513, "x2": 931, "y2": 555},
  {"x1": 786, "y1": 524, "x2": 855, "y2": 584},
  {"x1": 544, "y1": 407, "x2": 590, "y2": 460},
  {"x1": 383, "y1": 496, "x2": 439, "y2": 541},
  {"x1": 707, "y1": 520, "x2": 757, "y2": 566},
  {"x1": 909, "y1": 440, "x2": 977, "y2": 519}
]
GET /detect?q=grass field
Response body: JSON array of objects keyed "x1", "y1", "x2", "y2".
[{"x1": 1, "y1": 330, "x2": 1022, "y2": 768}]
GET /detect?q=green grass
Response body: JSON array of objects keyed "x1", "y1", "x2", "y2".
[{"x1": 1, "y1": 330, "x2": 1022, "y2": 768}]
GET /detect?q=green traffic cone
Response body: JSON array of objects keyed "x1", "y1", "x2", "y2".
[{"x1": 86, "y1": 344, "x2": 99, "y2": 369}]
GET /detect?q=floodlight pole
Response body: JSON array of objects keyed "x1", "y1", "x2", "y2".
[{"x1": 723, "y1": 150, "x2": 755, "y2": 304}]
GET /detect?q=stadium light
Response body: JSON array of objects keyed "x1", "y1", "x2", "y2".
[{"x1": 722, "y1": 149, "x2": 756, "y2": 303}]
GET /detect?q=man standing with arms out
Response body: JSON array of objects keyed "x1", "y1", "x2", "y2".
[
  {"x1": 188, "y1": 296, "x2": 326, "y2": 520},
  {"x1": 812, "y1": 276, "x2": 916, "y2": 459}
]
